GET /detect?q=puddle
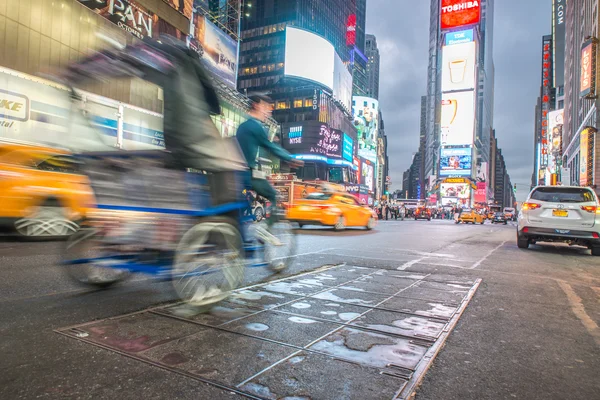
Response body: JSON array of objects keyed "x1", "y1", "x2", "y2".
[
  {"x1": 242, "y1": 383, "x2": 276, "y2": 399},
  {"x1": 447, "y1": 283, "x2": 471, "y2": 290},
  {"x1": 288, "y1": 355, "x2": 306, "y2": 364},
  {"x1": 313, "y1": 291, "x2": 376, "y2": 306},
  {"x1": 264, "y1": 281, "x2": 319, "y2": 295},
  {"x1": 291, "y1": 302, "x2": 312, "y2": 309},
  {"x1": 245, "y1": 323, "x2": 270, "y2": 332},
  {"x1": 234, "y1": 290, "x2": 285, "y2": 301},
  {"x1": 365, "y1": 316, "x2": 445, "y2": 338},
  {"x1": 339, "y1": 312, "x2": 362, "y2": 322},
  {"x1": 288, "y1": 317, "x2": 318, "y2": 324},
  {"x1": 324, "y1": 303, "x2": 341, "y2": 307},
  {"x1": 340, "y1": 286, "x2": 366, "y2": 292},
  {"x1": 424, "y1": 303, "x2": 456, "y2": 318},
  {"x1": 320, "y1": 311, "x2": 338, "y2": 316},
  {"x1": 310, "y1": 328, "x2": 427, "y2": 369}
]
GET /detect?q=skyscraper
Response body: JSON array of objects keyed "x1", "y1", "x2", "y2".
[
  {"x1": 424, "y1": 0, "x2": 496, "y2": 206},
  {"x1": 365, "y1": 34, "x2": 380, "y2": 99}
]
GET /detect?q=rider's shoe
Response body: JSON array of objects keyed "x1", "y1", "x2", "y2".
[{"x1": 255, "y1": 225, "x2": 283, "y2": 246}]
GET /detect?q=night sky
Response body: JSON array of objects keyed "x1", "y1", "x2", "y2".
[{"x1": 366, "y1": 0, "x2": 553, "y2": 190}]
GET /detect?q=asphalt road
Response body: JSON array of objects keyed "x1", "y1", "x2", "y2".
[{"x1": 1, "y1": 219, "x2": 599, "y2": 399}]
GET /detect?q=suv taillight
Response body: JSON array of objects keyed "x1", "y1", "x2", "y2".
[
  {"x1": 581, "y1": 205, "x2": 597, "y2": 213},
  {"x1": 522, "y1": 202, "x2": 541, "y2": 210}
]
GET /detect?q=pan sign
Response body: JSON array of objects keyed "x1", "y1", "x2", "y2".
[{"x1": 78, "y1": 0, "x2": 154, "y2": 40}]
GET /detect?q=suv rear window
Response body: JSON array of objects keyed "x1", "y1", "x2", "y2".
[{"x1": 530, "y1": 187, "x2": 596, "y2": 203}]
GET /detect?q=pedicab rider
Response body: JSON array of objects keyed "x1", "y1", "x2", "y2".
[{"x1": 236, "y1": 94, "x2": 304, "y2": 244}]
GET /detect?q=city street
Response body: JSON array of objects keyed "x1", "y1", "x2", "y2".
[{"x1": 1, "y1": 220, "x2": 599, "y2": 400}]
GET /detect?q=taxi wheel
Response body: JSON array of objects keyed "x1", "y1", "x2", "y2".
[
  {"x1": 334, "y1": 216, "x2": 346, "y2": 231},
  {"x1": 15, "y1": 199, "x2": 79, "y2": 239}
]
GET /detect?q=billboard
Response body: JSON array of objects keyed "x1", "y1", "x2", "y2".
[
  {"x1": 346, "y1": 14, "x2": 357, "y2": 46},
  {"x1": 553, "y1": 0, "x2": 566, "y2": 87},
  {"x1": 580, "y1": 40, "x2": 596, "y2": 98},
  {"x1": 333, "y1": 55, "x2": 353, "y2": 112},
  {"x1": 343, "y1": 133, "x2": 354, "y2": 161},
  {"x1": 285, "y1": 27, "x2": 352, "y2": 112},
  {"x1": 190, "y1": 15, "x2": 238, "y2": 88},
  {"x1": 78, "y1": 0, "x2": 154, "y2": 40},
  {"x1": 580, "y1": 128, "x2": 596, "y2": 186},
  {"x1": 283, "y1": 121, "x2": 342, "y2": 159},
  {"x1": 352, "y1": 96, "x2": 379, "y2": 163},
  {"x1": 547, "y1": 109, "x2": 564, "y2": 174},
  {"x1": 360, "y1": 158, "x2": 375, "y2": 191},
  {"x1": 445, "y1": 29, "x2": 474, "y2": 46},
  {"x1": 476, "y1": 162, "x2": 488, "y2": 183},
  {"x1": 441, "y1": 0, "x2": 481, "y2": 31},
  {"x1": 440, "y1": 147, "x2": 472, "y2": 176},
  {"x1": 164, "y1": 0, "x2": 194, "y2": 19},
  {"x1": 285, "y1": 27, "x2": 335, "y2": 91},
  {"x1": 440, "y1": 182, "x2": 471, "y2": 205},
  {"x1": 474, "y1": 182, "x2": 486, "y2": 203},
  {"x1": 441, "y1": 41, "x2": 476, "y2": 91},
  {"x1": 441, "y1": 91, "x2": 475, "y2": 146}
]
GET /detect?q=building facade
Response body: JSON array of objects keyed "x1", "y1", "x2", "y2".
[
  {"x1": 562, "y1": 0, "x2": 599, "y2": 191},
  {"x1": 365, "y1": 34, "x2": 380, "y2": 100}
]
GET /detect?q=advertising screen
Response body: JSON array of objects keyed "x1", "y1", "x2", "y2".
[
  {"x1": 547, "y1": 109, "x2": 564, "y2": 174},
  {"x1": 580, "y1": 41, "x2": 596, "y2": 98},
  {"x1": 476, "y1": 162, "x2": 488, "y2": 183},
  {"x1": 283, "y1": 122, "x2": 342, "y2": 159},
  {"x1": 334, "y1": 55, "x2": 353, "y2": 112},
  {"x1": 441, "y1": 0, "x2": 481, "y2": 31},
  {"x1": 346, "y1": 14, "x2": 357, "y2": 46},
  {"x1": 441, "y1": 41, "x2": 476, "y2": 91},
  {"x1": 353, "y1": 96, "x2": 379, "y2": 163},
  {"x1": 191, "y1": 15, "x2": 238, "y2": 88},
  {"x1": 77, "y1": 0, "x2": 155, "y2": 40},
  {"x1": 343, "y1": 133, "x2": 354, "y2": 161},
  {"x1": 440, "y1": 147, "x2": 472, "y2": 176},
  {"x1": 475, "y1": 182, "x2": 486, "y2": 203},
  {"x1": 445, "y1": 29, "x2": 474, "y2": 46},
  {"x1": 441, "y1": 91, "x2": 475, "y2": 146},
  {"x1": 285, "y1": 27, "x2": 335, "y2": 90},
  {"x1": 441, "y1": 183, "x2": 471, "y2": 199},
  {"x1": 164, "y1": 0, "x2": 194, "y2": 19},
  {"x1": 361, "y1": 159, "x2": 375, "y2": 191},
  {"x1": 553, "y1": 0, "x2": 566, "y2": 87}
]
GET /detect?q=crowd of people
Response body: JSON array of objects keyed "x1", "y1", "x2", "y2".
[{"x1": 372, "y1": 201, "x2": 469, "y2": 221}]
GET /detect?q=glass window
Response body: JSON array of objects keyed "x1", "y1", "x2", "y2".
[
  {"x1": 530, "y1": 187, "x2": 596, "y2": 203},
  {"x1": 304, "y1": 98, "x2": 312, "y2": 107},
  {"x1": 305, "y1": 193, "x2": 333, "y2": 200},
  {"x1": 293, "y1": 99, "x2": 303, "y2": 108}
]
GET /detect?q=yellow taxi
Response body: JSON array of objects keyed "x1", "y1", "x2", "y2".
[
  {"x1": 287, "y1": 191, "x2": 377, "y2": 230},
  {"x1": 0, "y1": 141, "x2": 95, "y2": 238},
  {"x1": 457, "y1": 208, "x2": 485, "y2": 224}
]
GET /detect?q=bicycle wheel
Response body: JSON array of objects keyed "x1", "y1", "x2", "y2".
[
  {"x1": 264, "y1": 220, "x2": 298, "y2": 273},
  {"x1": 63, "y1": 228, "x2": 130, "y2": 288},
  {"x1": 172, "y1": 218, "x2": 245, "y2": 306}
]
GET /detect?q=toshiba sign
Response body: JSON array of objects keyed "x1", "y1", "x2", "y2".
[{"x1": 441, "y1": 0, "x2": 481, "y2": 31}]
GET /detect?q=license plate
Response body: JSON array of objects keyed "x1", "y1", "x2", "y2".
[{"x1": 552, "y1": 209, "x2": 568, "y2": 217}]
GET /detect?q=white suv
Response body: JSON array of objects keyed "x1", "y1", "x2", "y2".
[{"x1": 517, "y1": 186, "x2": 600, "y2": 256}]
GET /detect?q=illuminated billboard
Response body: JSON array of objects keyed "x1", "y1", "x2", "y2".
[
  {"x1": 441, "y1": 91, "x2": 475, "y2": 146},
  {"x1": 580, "y1": 40, "x2": 596, "y2": 98},
  {"x1": 441, "y1": 179, "x2": 471, "y2": 206},
  {"x1": 441, "y1": 0, "x2": 481, "y2": 31},
  {"x1": 190, "y1": 14, "x2": 239, "y2": 88},
  {"x1": 440, "y1": 147, "x2": 472, "y2": 176},
  {"x1": 580, "y1": 128, "x2": 596, "y2": 186},
  {"x1": 352, "y1": 96, "x2": 379, "y2": 163},
  {"x1": 285, "y1": 27, "x2": 335, "y2": 90},
  {"x1": 445, "y1": 29, "x2": 474, "y2": 46},
  {"x1": 346, "y1": 14, "x2": 357, "y2": 46},
  {"x1": 360, "y1": 158, "x2": 375, "y2": 191},
  {"x1": 547, "y1": 109, "x2": 564, "y2": 174},
  {"x1": 441, "y1": 41, "x2": 476, "y2": 91},
  {"x1": 343, "y1": 133, "x2": 354, "y2": 161},
  {"x1": 285, "y1": 27, "x2": 352, "y2": 111}
]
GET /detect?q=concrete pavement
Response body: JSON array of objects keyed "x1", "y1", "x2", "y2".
[{"x1": 1, "y1": 220, "x2": 599, "y2": 399}]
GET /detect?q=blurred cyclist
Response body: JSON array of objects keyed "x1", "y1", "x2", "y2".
[{"x1": 236, "y1": 94, "x2": 303, "y2": 244}]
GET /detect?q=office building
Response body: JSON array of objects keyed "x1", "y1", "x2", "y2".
[{"x1": 365, "y1": 34, "x2": 380, "y2": 99}]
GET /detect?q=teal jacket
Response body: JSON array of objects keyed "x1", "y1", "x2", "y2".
[{"x1": 236, "y1": 118, "x2": 293, "y2": 169}]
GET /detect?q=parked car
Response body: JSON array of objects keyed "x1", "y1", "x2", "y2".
[
  {"x1": 414, "y1": 207, "x2": 431, "y2": 221},
  {"x1": 491, "y1": 212, "x2": 508, "y2": 224},
  {"x1": 0, "y1": 141, "x2": 95, "y2": 238},
  {"x1": 517, "y1": 186, "x2": 600, "y2": 255},
  {"x1": 287, "y1": 192, "x2": 377, "y2": 230},
  {"x1": 457, "y1": 208, "x2": 485, "y2": 224}
]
